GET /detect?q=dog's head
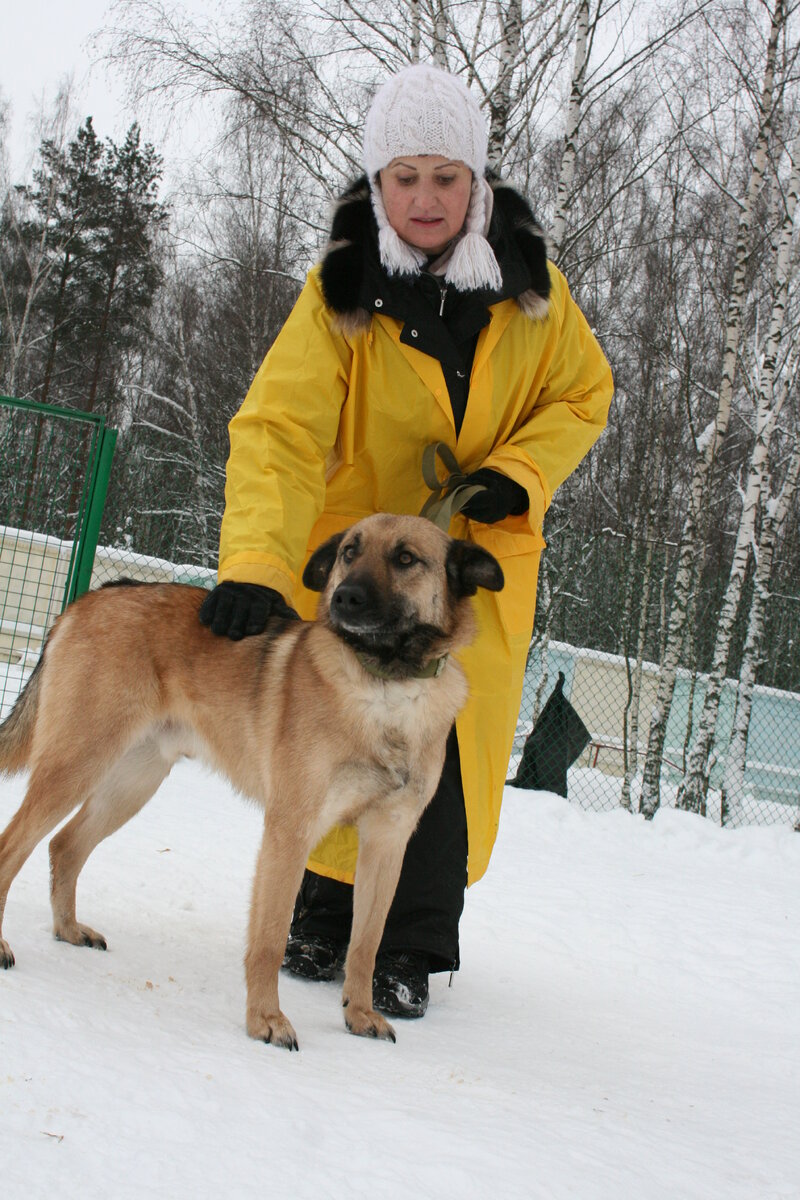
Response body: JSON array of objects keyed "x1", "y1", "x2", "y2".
[{"x1": 303, "y1": 514, "x2": 503, "y2": 673}]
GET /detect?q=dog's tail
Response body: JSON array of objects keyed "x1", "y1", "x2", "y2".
[{"x1": 0, "y1": 651, "x2": 44, "y2": 775}]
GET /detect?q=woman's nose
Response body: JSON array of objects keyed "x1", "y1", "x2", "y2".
[{"x1": 413, "y1": 183, "x2": 439, "y2": 210}]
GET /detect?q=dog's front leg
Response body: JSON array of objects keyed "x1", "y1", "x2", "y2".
[
  {"x1": 343, "y1": 803, "x2": 421, "y2": 1042},
  {"x1": 245, "y1": 815, "x2": 309, "y2": 1050}
]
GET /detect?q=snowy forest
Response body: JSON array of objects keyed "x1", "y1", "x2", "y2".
[{"x1": 1, "y1": 0, "x2": 799, "y2": 823}]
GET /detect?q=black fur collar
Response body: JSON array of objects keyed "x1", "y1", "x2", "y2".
[{"x1": 319, "y1": 175, "x2": 551, "y2": 334}]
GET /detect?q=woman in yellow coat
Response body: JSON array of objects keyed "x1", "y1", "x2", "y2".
[{"x1": 200, "y1": 63, "x2": 613, "y2": 1017}]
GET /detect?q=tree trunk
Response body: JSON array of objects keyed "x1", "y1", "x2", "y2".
[
  {"x1": 639, "y1": 475, "x2": 706, "y2": 816},
  {"x1": 2, "y1": 223, "x2": 50, "y2": 399},
  {"x1": 621, "y1": 528, "x2": 657, "y2": 811},
  {"x1": 488, "y1": 0, "x2": 524, "y2": 167},
  {"x1": 409, "y1": 0, "x2": 421, "y2": 62},
  {"x1": 530, "y1": 565, "x2": 554, "y2": 727},
  {"x1": 38, "y1": 246, "x2": 73, "y2": 408},
  {"x1": 174, "y1": 301, "x2": 211, "y2": 559},
  {"x1": 676, "y1": 128, "x2": 799, "y2": 814},
  {"x1": 85, "y1": 242, "x2": 123, "y2": 415},
  {"x1": 432, "y1": 1, "x2": 448, "y2": 65},
  {"x1": 639, "y1": 0, "x2": 784, "y2": 818},
  {"x1": 549, "y1": 0, "x2": 590, "y2": 261},
  {"x1": 721, "y1": 446, "x2": 800, "y2": 825}
]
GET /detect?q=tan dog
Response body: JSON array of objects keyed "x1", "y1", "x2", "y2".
[{"x1": 0, "y1": 514, "x2": 502, "y2": 1049}]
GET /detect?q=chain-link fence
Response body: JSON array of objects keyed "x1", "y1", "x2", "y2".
[
  {"x1": 0, "y1": 396, "x2": 117, "y2": 718},
  {"x1": 0, "y1": 526, "x2": 215, "y2": 721},
  {"x1": 4, "y1": 410, "x2": 799, "y2": 830},
  {"x1": 0, "y1": 397, "x2": 213, "y2": 720},
  {"x1": 509, "y1": 530, "x2": 800, "y2": 828}
]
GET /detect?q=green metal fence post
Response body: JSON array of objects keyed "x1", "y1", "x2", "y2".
[{"x1": 65, "y1": 424, "x2": 118, "y2": 604}]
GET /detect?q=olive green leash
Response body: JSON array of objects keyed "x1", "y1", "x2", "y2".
[{"x1": 418, "y1": 442, "x2": 487, "y2": 531}]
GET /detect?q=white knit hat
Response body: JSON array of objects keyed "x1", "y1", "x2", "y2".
[{"x1": 363, "y1": 63, "x2": 503, "y2": 293}]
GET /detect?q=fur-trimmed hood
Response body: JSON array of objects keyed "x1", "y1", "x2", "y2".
[{"x1": 319, "y1": 175, "x2": 551, "y2": 334}]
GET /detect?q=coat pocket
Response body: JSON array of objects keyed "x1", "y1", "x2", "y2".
[{"x1": 469, "y1": 522, "x2": 546, "y2": 638}]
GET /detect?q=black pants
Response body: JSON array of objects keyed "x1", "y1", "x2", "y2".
[{"x1": 290, "y1": 728, "x2": 468, "y2": 973}]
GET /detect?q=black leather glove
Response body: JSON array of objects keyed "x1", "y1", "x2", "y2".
[
  {"x1": 460, "y1": 468, "x2": 529, "y2": 524},
  {"x1": 199, "y1": 581, "x2": 300, "y2": 640}
]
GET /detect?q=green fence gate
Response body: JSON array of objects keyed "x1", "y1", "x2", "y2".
[{"x1": 0, "y1": 396, "x2": 117, "y2": 718}]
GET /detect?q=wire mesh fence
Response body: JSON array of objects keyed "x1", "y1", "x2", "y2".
[
  {"x1": 3, "y1": 407, "x2": 799, "y2": 831},
  {"x1": 0, "y1": 397, "x2": 216, "y2": 722},
  {"x1": 0, "y1": 396, "x2": 115, "y2": 718},
  {"x1": 509, "y1": 529, "x2": 800, "y2": 828}
]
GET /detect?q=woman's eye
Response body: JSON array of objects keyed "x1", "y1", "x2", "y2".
[
  {"x1": 437, "y1": 176, "x2": 457, "y2": 186},
  {"x1": 397, "y1": 177, "x2": 416, "y2": 186}
]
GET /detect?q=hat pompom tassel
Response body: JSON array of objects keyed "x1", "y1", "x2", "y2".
[
  {"x1": 378, "y1": 222, "x2": 427, "y2": 276},
  {"x1": 445, "y1": 232, "x2": 503, "y2": 292},
  {"x1": 371, "y1": 184, "x2": 425, "y2": 276}
]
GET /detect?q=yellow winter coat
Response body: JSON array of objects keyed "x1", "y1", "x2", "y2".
[{"x1": 218, "y1": 226, "x2": 612, "y2": 887}]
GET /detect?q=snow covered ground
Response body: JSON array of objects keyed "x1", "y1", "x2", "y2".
[{"x1": 1, "y1": 761, "x2": 798, "y2": 1199}]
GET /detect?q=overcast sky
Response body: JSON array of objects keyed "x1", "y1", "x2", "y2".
[
  {"x1": 1, "y1": 0, "x2": 219, "y2": 181},
  {"x1": 2, "y1": 2, "x2": 127, "y2": 172}
]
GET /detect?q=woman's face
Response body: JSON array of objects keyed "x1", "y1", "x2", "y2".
[{"x1": 378, "y1": 156, "x2": 473, "y2": 255}]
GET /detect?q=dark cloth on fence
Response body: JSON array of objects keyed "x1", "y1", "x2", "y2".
[
  {"x1": 507, "y1": 671, "x2": 591, "y2": 797},
  {"x1": 290, "y1": 728, "x2": 468, "y2": 973}
]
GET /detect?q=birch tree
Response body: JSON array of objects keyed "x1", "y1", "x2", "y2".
[
  {"x1": 105, "y1": 121, "x2": 304, "y2": 564},
  {"x1": 639, "y1": 0, "x2": 788, "y2": 818},
  {"x1": 123, "y1": 267, "x2": 220, "y2": 559},
  {"x1": 721, "y1": 440, "x2": 800, "y2": 824},
  {"x1": 487, "y1": 0, "x2": 525, "y2": 164},
  {"x1": 676, "y1": 129, "x2": 800, "y2": 814},
  {"x1": 104, "y1": 0, "x2": 580, "y2": 193},
  {"x1": 546, "y1": 0, "x2": 712, "y2": 263},
  {"x1": 0, "y1": 88, "x2": 72, "y2": 398},
  {"x1": 549, "y1": 0, "x2": 590, "y2": 259},
  {"x1": 620, "y1": 485, "x2": 663, "y2": 810}
]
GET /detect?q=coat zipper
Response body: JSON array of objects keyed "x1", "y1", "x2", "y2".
[{"x1": 439, "y1": 283, "x2": 448, "y2": 317}]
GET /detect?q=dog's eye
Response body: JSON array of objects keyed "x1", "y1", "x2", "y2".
[
  {"x1": 395, "y1": 551, "x2": 418, "y2": 568},
  {"x1": 341, "y1": 544, "x2": 357, "y2": 563}
]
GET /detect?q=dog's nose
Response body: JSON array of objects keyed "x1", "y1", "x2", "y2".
[{"x1": 331, "y1": 581, "x2": 369, "y2": 615}]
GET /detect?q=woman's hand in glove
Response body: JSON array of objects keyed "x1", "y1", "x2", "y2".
[
  {"x1": 199, "y1": 581, "x2": 300, "y2": 640},
  {"x1": 460, "y1": 468, "x2": 529, "y2": 524}
]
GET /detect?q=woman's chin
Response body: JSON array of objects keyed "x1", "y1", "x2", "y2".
[
  {"x1": 408, "y1": 235, "x2": 451, "y2": 255},
  {"x1": 404, "y1": 222, "x2": 451, "y2": 254}
]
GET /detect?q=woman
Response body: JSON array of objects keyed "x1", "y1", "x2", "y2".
[{"x1": 200, "y1": 63, "x2": 613, "y2": 1018}]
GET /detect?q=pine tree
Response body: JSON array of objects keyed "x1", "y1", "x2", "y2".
[
  {"x1": 21, "y1": 118, "x2": 168, "y2": 418},
  {"x1": 27, "y1": 117, "x2": 104, "y2": 408},
  {"x1": 82, "y1": 123, "x2": 168, "y2": 415}
]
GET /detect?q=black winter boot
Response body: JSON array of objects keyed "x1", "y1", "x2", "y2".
[
  {"x1": 282, "y1": 933, "x2": 346, "y2": 981},
  {"x1": 372, "y1": 951, "x2": 430, "y2": 1018}
]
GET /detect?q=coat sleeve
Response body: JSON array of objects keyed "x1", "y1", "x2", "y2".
[
  {"x1": 482, "y1": 266, "x2": 613, "y2": 532},
  {"x1": 217, "y1": 269, "x2": 352, "y2": 599}
]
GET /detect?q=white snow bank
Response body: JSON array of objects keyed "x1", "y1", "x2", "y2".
[{"x1": 1, "y1": 764, "x2": 798, "y2": 1199}]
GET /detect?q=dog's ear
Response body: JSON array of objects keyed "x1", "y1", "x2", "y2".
[
  {"x1": 303, "y1": 532, "x2": 345, "y2": 591},
  {"x1": 446, "y1": 540, "x2": 504, "y2": 598}
]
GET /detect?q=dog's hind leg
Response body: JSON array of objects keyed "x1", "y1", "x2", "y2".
[
  {"x1": 0, "y1": 753, "x2": 109, "y2": 968},
  {"x1": 48, "y1": 735, "x2": 174, "y2": 951},
  {"x1": 342, "y1": 805, "x2": 420, "y2": 1042},
  {"x1": 244, "y1": 811, "x2": 311, "y2": 1050}
]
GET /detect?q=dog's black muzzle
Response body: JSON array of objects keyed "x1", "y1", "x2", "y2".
[
  {"x1": 329, "y1": 576, "x2": 392, "y2": 633},
  {"x1": 329, "y1": 575, "x2": 445, "y2": 668},
  {"x1": 331, "y1": 579, "x2": 372, "y2": 622}
]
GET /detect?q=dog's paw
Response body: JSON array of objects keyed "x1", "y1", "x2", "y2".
[
  {"x1": 247, "y1": 1008, "x2": 299, "y2": 1051},
  {"x1": 0, "y1": 937, "x2": 15, "y2": 969},
  {"x1": 344, "y1": 1005, "x2": 397, "y2": 1043},
  {"x1": 54, "y1": 921, "x2": 107, "y2": 951}
]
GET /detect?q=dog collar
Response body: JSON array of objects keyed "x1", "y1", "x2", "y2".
[{"x1": 356, "y1": 652, "x2": 449, "y2": 681}]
